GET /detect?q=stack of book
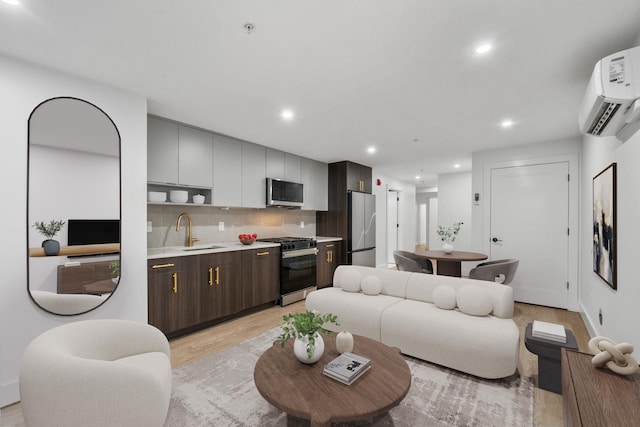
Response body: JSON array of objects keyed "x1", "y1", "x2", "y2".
[
  {"x1": 323, "y1": 352, "x2": 371, "y2": 385},
  {"x1": 532, "y1": 320, "x2": 567, "y2": 343}
]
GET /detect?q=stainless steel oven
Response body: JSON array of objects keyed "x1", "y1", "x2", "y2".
[{"x1": 257, "y1": 237, "x2": 317, "y2": 306}]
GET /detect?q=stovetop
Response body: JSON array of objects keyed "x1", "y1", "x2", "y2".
[{"x1": 256, "y1": 237, "x2": 317, "y2": 251}]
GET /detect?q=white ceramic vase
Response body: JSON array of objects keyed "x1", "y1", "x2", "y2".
[
  {"x1": 336, "y1": 331, "x2": 354, "y2": 354},
  {"x1": 294, "y1": 333, "x2": 325, "y2": 364},
  {"x1": 442, "y1": 242, "x2": 454, "y2": 253}
]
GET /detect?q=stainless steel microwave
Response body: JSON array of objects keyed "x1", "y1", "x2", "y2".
[{"x1": 266, "y1": 178, "x2": 304, "y2": 207}]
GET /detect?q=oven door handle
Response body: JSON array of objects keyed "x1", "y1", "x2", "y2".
[{"x1": 282, "y1": 248, "x2": 318, "y2": 258}]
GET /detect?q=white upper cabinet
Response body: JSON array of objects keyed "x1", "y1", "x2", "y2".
[
  {"x1": 147, "y1": 117, "x2": 212, "y2": 188},
  {"x1": 148, "y1": 117, "x2": 179, "y2": 184},
  {"x1": 266, "y1": 148, "x2": 301, "y2": 183},
  {"x1": 284, "y1": 153, "x2": 301, "y2": 183},
  {"x1": 242, "y1": 142, "x2": 266, "y2": 208},
  {"x1": 178, "y1": 125, "x2": 213, "y2": 188},
  {"x1": 148, "y1": 116, "x2": 326, "y2": 210},
  {"x1": 301, "y1": 157, "x2": 328, "y2": 211},
  {"x1": 212, "y1": 135, "x2": 242, "y2": 207}
]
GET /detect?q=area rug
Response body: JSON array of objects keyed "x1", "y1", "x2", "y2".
[{"x1": 164, "y1": 328, "x2": 534, "y2": 426}]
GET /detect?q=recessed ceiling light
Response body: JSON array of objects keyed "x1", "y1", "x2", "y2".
[
  {"x1": 2, "y1": 0, "x2": 20, "y2": 5},
  {"x1": 281, "y1": 109, "x2": 294, "y2": 121},
  {"x1": 415, "y1": 175, "x2": 421, "y2": 180},
  {"x1": 367, "y1": 147, "x2": 376, "y2": 154},
  {"x1": 475, "y1": 44, "x2": 492, "y2": 55},
  {"x1": 501, "y1": 119, "x2": 515, "y2": 128},
  {"x1": 454, "y1": 164, "x2": 461, "y2": 169}
]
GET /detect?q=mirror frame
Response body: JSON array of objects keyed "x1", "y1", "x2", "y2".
[{"x1": 27, "y1": 96, "x2": 122, "y2": 316}]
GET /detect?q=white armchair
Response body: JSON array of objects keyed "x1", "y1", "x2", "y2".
[{"x1": 19, "y1": 319, "x2": 172, "y2": 427}]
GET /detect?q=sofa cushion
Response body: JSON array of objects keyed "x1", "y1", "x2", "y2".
[
  {"x1": 339, "y1": 269, "x2": 363, "y2": 292},
  {"x1": 456, "y1": 285, "x2": 493, "y2": 316},
  {"x1": 432, "y1": 285, "x2": 457, "y2": 310},
  {"x1": 333, "y1": 265, "x2": 411, "y2": 298},
  {"x1": 361, "y1": 275, "x2": 382, "y2": 295}
]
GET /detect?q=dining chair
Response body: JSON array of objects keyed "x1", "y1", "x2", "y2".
[
  {"x1": 469, "y1": 259, "x2": 519, "y2": 285},
  {"x1": 393, "y1": 250, "x2": 433, "y2": 274}
]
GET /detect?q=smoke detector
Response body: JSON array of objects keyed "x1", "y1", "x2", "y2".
[{"x1": 244, "y1": 23, "x2": 254, "y2": 34}]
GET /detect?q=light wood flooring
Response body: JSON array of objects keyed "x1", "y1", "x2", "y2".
[{"x1": 1, "y1": 301, "x2": 590, "y2": 427}]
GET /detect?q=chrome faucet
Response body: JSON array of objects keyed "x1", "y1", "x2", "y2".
[{"x1": 176, "y1": 212, "x2": 199, "y2": 247}]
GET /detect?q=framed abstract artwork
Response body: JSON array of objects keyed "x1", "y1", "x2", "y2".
[{"x1": 592, "y1": 163, "x2": 617, "y2": 290}]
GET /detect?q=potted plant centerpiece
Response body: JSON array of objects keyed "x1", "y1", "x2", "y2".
[
  {"x1": 33, "y1": 220, "x2": 66, "y2": 256},
  {"x1": 437, "y1": 221, "x2": 463, "y2": 253},
  {"x1": 278, "y1": 309, "x2": 338, "y2": 364}
]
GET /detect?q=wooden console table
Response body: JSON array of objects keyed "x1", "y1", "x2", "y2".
[{"x1": 561, "y1": 349, "x2": 640, "y2": 426}]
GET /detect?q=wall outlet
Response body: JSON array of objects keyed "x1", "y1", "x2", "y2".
[
  {"x1": 300, "y1": 221, "x2": 305, "y2": 229},
  {"x1": 147, "y1": 221, "x2": 152, "y2": 233},
  {"x1": 218, "y1": 221, "x2": 224, "y2": 231}
]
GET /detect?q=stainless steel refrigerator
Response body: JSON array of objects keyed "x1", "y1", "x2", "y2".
[{"x1": 348, "y1": 191, "x2": 376, "y2": 267}]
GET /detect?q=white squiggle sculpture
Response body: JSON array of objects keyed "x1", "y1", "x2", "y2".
[{"x1": 588, "y1": 336, "x2": 640, "y2": 376}]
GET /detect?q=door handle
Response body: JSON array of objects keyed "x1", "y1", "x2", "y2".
[{"x1": 492, "y1": 237, "x2": 503, "y2": 243}]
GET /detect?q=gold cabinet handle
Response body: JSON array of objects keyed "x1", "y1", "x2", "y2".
[
  {"x1": 326, "y1": 250, "x2": 331, "y2": 263},
  {"x1": 172, "y1": 273, "x2": 178, "y2": 293},
  {"x1": 152, "y1": 263, "x2": 175, "y2": 269},
  {"x1": 208, "y1": 267, "x2": 213, "y2": 286},
  {"x1": 329, "y1": 250, "x2": 333, "y2": 263},
  {"x1": 215, "y1": 266, "x2": 220, "y2": 285},
  {"x1": 256, "y1": 251, "x2": 270, "y2": 256},
  {"x1": 325, "y1": 244, "x2": 334, "y2": 248}
]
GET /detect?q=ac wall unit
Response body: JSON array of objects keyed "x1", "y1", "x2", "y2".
[{"x1": 579, "y1": 46, "x2": 640, "y2": 141}]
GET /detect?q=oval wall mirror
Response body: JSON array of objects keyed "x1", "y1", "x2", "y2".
[{"x1": 27, "y1": 97, "x2": 121, "y2": 315}]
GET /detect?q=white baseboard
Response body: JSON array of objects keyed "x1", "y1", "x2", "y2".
[
  {"x1": 579, "y1": 301, "x2": 597, "y2": 339},
  {"x1": 1, "y1": 381, "x2": 20, "y2": 408}
]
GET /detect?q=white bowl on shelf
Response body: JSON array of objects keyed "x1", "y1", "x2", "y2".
[
  {"x1": 169, "y1": 190, "x2": 189, "y2": 203},
  {"x1": 148, "y1": 191, "x2": 167, "y2": 202},
  {"x1": 193, "y1": 194, "x2": 205, "y2": 204}
]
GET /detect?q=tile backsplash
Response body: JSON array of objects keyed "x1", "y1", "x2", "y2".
[{"x1": 147, "y1": 205, "x2": 317, "y2": 248}]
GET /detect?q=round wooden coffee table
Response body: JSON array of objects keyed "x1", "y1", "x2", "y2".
[{"x1": 254, "y1": 334, "x2": 411, "y2": 427}]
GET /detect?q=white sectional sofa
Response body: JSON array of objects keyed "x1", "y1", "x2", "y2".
[{"x1": 305, "y1": 265, "x2": 520, "y2": 379}]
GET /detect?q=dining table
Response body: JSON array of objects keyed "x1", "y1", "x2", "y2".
[{"x1": 413, "y1": 249, "x2": 488, "y2": 277}]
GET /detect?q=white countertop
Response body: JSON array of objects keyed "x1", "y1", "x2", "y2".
[
  {"x1": 148, "y1": 236, "x2": 341, "y2": 259},
  {"x1": 147, "y1": 241, "x2": 280, "y2": 259}
]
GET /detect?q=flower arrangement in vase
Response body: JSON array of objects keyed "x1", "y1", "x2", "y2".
[
  {"x1": 33, "y1": 220, "x2": 66, "y2": 256},
  {"x1": 278, "y1": 309, "x2": 339, "y2": 363},
  {"x1": 437, "y1": 222, "x2": 463, "y2": 253}
]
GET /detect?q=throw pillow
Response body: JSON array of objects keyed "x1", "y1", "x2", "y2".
[
  {"x1": 456, "y1": 285, "x2": 493, "y2": 316},
  {"x1": 432, "y1": 285, "x2": 457, "y2": 310},
  {"x1": 340, "y1": 269, "x2": 363, "y2": 293},
  {"x1": 361, "y1": 275, "x2": 382, "y2": 295}
]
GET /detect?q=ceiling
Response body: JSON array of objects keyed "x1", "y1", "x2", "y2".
[{"x1": 2, "y1": 1, "x2": 640, "y2": 187}]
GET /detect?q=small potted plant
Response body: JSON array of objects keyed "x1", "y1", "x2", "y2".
[
  {"x1": 109, "y1": 260, "x2": 120, "y2": 284},
  {"x1": 278, "y1": 309, "x2": 339, "y2": 364},
  {"x1": 33, "y1": 220, "x2": 66, "y2": 256},
  {"x1": 437, "y1": 221, "x2": 463, "y2": 253}
]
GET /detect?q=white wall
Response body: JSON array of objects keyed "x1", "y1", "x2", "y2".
[
  {"x1": 580, "y1": 130, "x2": 640, "y2": 351},
  {"x1": 471, "y1": 138, "x2": 582, "y2": 309},
  {"x1": 436, "y1": 172, "x2": 472, "y2": 251},
  {"x1": 436, "y1": 172, "x2": 472, "y2": 275},
  {"x1": 372, "y1": 170, "x2": 416, "y2": 268},
  {"x1": 0, "y1": 55, "x2": 148, "y2": 406}
]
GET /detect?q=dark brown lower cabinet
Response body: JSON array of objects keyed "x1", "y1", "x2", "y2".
[
  {"x1": 317, "y1": 241, "x2": 341, "y2": 288},
  {"x1": 241, "y1": 247, "x2": 280, "y2": 310},
  {"x1": 148, "y1": 257, "x2": 199, "y2": 335},
  {"x1": 198, "y1": 251, "x2": 241, "y2": 322}
]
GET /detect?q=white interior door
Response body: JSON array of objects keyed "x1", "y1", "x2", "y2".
[
  {"x1": 387, "y1": 190, "x2": 399, "y2": 264},
  {"x1": 490, "y1": 162, "x2": 569, "y2": 308}
]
